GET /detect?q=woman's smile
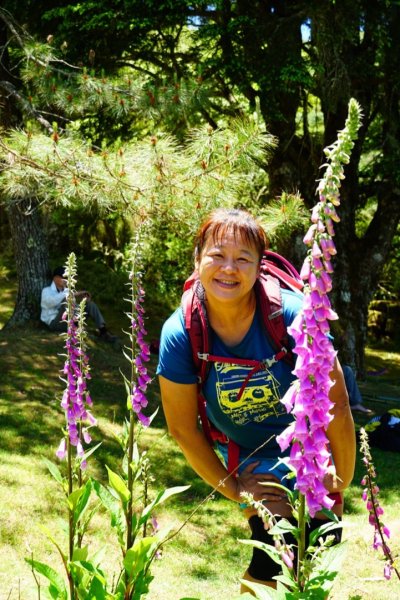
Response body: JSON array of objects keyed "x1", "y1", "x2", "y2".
[{"x1": 196, "y1": 231, "x2": 260, "y2": 306}]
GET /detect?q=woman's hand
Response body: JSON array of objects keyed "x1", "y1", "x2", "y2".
[
  {"x1": 236, "y1": 462, "x2": 286, "y2": 503},
  {"x1": 322, "y1": 464, "x2": 343, "y2": 493}
]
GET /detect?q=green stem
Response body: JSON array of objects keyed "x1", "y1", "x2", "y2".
[
  {"x1": 126, "y1": 409, "x2": 135, "y2": 551},
  {"x1": 67, "y1": 437, "x2": 75, "y2": 600},
  {"x1": 296, "y1": 493, "x2": 306, "y2": 590}
]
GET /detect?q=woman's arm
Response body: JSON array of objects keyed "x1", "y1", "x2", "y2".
[
  {"x1": 159, "y1": 375, "x2": 286, "y2": 504},
  {"x1": 159, "y1": 375, "x2": 242, "y2": 501},
  {"x1": 325, "y1": 357, "x2": 356, "y2": 492}
]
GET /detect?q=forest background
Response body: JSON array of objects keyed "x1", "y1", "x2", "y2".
[
  {"x1": 1, "y1": 1, "x2": 400, "y2": 599},
  {"x1": 1, "y1": 0, "x2": 400, "y2": 371}
]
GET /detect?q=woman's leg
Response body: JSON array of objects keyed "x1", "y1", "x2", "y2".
[{"x1": 240, "y1": 513, "x2": 343, "y2": 595}]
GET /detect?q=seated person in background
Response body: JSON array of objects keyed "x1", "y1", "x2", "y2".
[
  {"x1": 343, "y1": 364, "x2": 373, "y2": 414},
  {"x1": 41, "y1": 266, "x2": 117, "y2": 343}
]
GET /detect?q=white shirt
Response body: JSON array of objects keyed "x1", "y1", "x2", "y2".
[{"x1": 41, "y1": 281, "x2": 69, "y2": 325}]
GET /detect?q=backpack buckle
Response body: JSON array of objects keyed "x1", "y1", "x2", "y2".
[
  {"x1": 262, "y1": 347, "x2": 287, "y2": 369},
  {"x1": 197, "y1": 353, "x2": 210, "y2": 361},
  {"x1": 262, "y1": 356, "x2": 278, "y2": 369}
]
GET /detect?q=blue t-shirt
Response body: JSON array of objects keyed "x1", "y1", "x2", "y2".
[{"x1": 157, "y1": 289, "x2": 303, "y2": 459}]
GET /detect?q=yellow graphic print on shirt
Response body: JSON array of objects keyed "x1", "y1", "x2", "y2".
[{"x1": 215, "y1": 362, "x2": 284, "y2": 426}]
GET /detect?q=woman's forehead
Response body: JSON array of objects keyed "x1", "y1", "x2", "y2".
[{"x1": 204, "y1": 230, "x2": 257, "y2": 251}]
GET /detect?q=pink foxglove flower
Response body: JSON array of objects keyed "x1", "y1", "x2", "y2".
[
  {"x1": 359, "y1": 428, "x2": 400, "y2": 581},
  {"x1": 128, "y1": 267, "x2": 151, "y2": 427},
  {"x1": 57, "y1": 256, "x2": 96, "y2": 466},
  {"x1": 277, "y1": 102, "x2": 363, "y2": 517}
]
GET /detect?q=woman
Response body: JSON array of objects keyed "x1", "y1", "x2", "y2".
[{"x1": 157, "y1": 208, "x2": 355, "y2": 591}]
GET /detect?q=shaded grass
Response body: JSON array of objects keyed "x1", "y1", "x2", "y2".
[{"x1": 1, "y1": 272, "x2": 400, "y2": 599}]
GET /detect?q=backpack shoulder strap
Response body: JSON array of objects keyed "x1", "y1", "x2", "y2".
[{"x1": 181, "y1": 280, "x2": 210, "y2": 383}]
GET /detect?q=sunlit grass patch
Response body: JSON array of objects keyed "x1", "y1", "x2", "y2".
[{"x1": 1, "y1": 269, "x2": 400, "y2": 599}]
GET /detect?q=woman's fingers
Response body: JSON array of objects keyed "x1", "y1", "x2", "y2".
[{"x1": 237, "y1": 468, "x2": 286, "y2": 501}]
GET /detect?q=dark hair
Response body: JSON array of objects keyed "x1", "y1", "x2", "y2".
[
  {"x1": 53, "y1": 266, "x2": 66, "y2": 278},
  {"x1": 194, "y1": 208, "x2": 268, "y2": 261}
]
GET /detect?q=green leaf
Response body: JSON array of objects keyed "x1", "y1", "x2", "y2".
[
  {"x1": 269, "y1": 517, "x2": 299, "y2": 537},
  {"x1": 123, "y1": 536, "x2": 158, "y2": 581},
  {"x1": 238, "y1": 579, "x2": 280, "y2": 599},
  {"x1": 92, "y1": 480, "x2": 126, "y2": 539},
  {"x1": 67, "y1": 480, "x2": 92, "y2": 525},
  {"x1": 80, "y1": 441, "x2": 102, "y2": 463},
  {"x1": 132, "y1": 441, "x2": 140, "y2": 466},
  {"x1": 42, "y1": 457, "x2": 64, "y2": 485},
  {"x1": 309, "y1": 540, "x2": 347, "y2": 576},
  {"x1": 106, "y1": 465, "x2": 131, "y2": 504},
  {"x1": 86, "y1": 575, "x2": 107, "y2": 600},
  {"x1": 25, "y1": 559, "x2": 67, "y2": 600},
  {"x1": 74, "y1": 479, "x2": 93, "y2": 525},
  {"x1": 140, "y1": 485, "x2": 190, "y2": 520},
  {"x1": 239, "y1": 539, "x2": 281, "y2": 566},
  {"x1": 72, "y1": 546, "x2": 89, "y2": 562},
  {"x1": 308, "y1": 520, "x2": 343, "y2": 547}
]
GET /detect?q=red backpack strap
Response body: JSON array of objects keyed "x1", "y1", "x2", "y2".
[
  {"x1": 263, "y1": 251, "x2": 303, "y2": 291},
  {"x1": 182, "y1": 280, "x2": 209, "y2": 383}
]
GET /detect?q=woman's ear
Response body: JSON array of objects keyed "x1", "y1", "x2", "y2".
[{"x1": 194, "y1": 248, "x2": 200, "y2": 270}]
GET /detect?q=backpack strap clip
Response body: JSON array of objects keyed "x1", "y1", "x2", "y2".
[
  {"x1": 262, "y1": 347, "x2": 288, "y2": 369},
  {"x1": 197, "y1": 352, "x2": 210, "y2": 361}
]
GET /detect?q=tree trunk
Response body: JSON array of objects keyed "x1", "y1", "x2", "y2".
[{"x1": 3, "y1": 199, "x2": 49, "y2": 329}]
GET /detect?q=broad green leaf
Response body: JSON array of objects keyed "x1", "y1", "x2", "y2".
[
  {"x1": 106, "y1": 465, "x2": 130, "y2": 504},
  {"x1": 73, "y1": 479, "x2": 93, "y2": 525},
  {"x1": 132, "y1": 441, "x2": 140, "y2": 465},
  {"x1": 92, "y1": 480, "x2": 126, "y2": 541},
  {"x1": 273, "y1": 574, "x2": 297, "y2": 588},
  {"x1": 81, "y1": 441, "x2": 102, "y2": 463},
  {"x1": 72, "y1": 546, "x2": 89, "y2": 562},
  {"x1": 269, "y1": 517, "x2": 299, "y2": 537},
  {"x1": 42, "y1": 457, "x2": 64, "y2": 485},
  {"x1": 140, "y1": 485, "x2": 190, "y2": 520},
  {"x1": 67, "y1": 485, "x2": 87, "y2": 512},
  {"x1": 48, "y1": 583, "x2": 61, "y2": 600},
  {"x1": 71, "y1": 559, "x2": 107, "y2": 584},
  {"x1": 308, "y1": 520, "x2": 343, "y2": 547},
  {"x1": 123, "y1": 536, "x2": 158, "y2": 580},
  {"x1": 86, "y1": 575, "x2": 107, "y2": 600},
  {"x1": 238, "y1": 579, "x2": 280, "y2": 599},
  {"x1": 239, "y1": 539, "x2": 281, "y2": 565},
  {"x1": 309, "y1": 540, "x2": 347, "y2": 576},
  {"x1": 25, "y1": 559, "x2": 67, "y2": 600}
]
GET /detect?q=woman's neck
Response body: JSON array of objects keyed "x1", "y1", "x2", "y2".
[{"x1": 205, "y1": 291, "x2": 256, "y2": 346}]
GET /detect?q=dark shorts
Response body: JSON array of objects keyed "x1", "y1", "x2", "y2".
[{"x1": 248, "y1": 514, "x2": 343, "y2": 582}]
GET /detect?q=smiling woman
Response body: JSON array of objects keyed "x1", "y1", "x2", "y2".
[{"x1": 157, "y1": 208, "x2": 354, "y2": 592}]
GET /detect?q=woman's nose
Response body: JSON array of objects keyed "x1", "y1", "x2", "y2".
[{"x1": 220, "y1": 258, "x2": 237, "y2": 272}]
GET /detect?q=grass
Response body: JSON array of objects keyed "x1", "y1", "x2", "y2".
[{"x1": 1, "y1": 270, "x2": 400, "y2": 599}]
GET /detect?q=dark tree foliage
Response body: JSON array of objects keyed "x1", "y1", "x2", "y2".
[{"x1": 1, "y1": 1, "x2": 400, "y2": 374}]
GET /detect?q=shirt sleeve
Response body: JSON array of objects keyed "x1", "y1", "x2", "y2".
[{"x1": 156, "y1": 308, "x2": 198, "y2": 384}]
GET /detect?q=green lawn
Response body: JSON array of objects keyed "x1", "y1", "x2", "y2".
[{"x1": 1, "y1": 275, "x2": 400, "y2": 599}]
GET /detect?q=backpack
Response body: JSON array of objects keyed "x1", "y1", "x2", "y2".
[
  {"x1": 365, "y1": 409, "x2": 400, "y2": 452},
  {"x1": 181, "y1": 250, "x2": 303, "y2": 473}
]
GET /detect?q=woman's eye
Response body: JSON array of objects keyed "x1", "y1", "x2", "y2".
[{"x1": 238, "y1": 257, "x2": 249, "y2": 263}]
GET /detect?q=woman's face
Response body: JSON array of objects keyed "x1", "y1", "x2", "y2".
[{"x1": 195, "y1": 230, "x2": 260, "y2": 307}]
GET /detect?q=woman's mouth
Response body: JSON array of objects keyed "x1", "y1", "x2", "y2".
[{"x1": 215, "y1": 279, "x2": 239, "y2": 288}]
